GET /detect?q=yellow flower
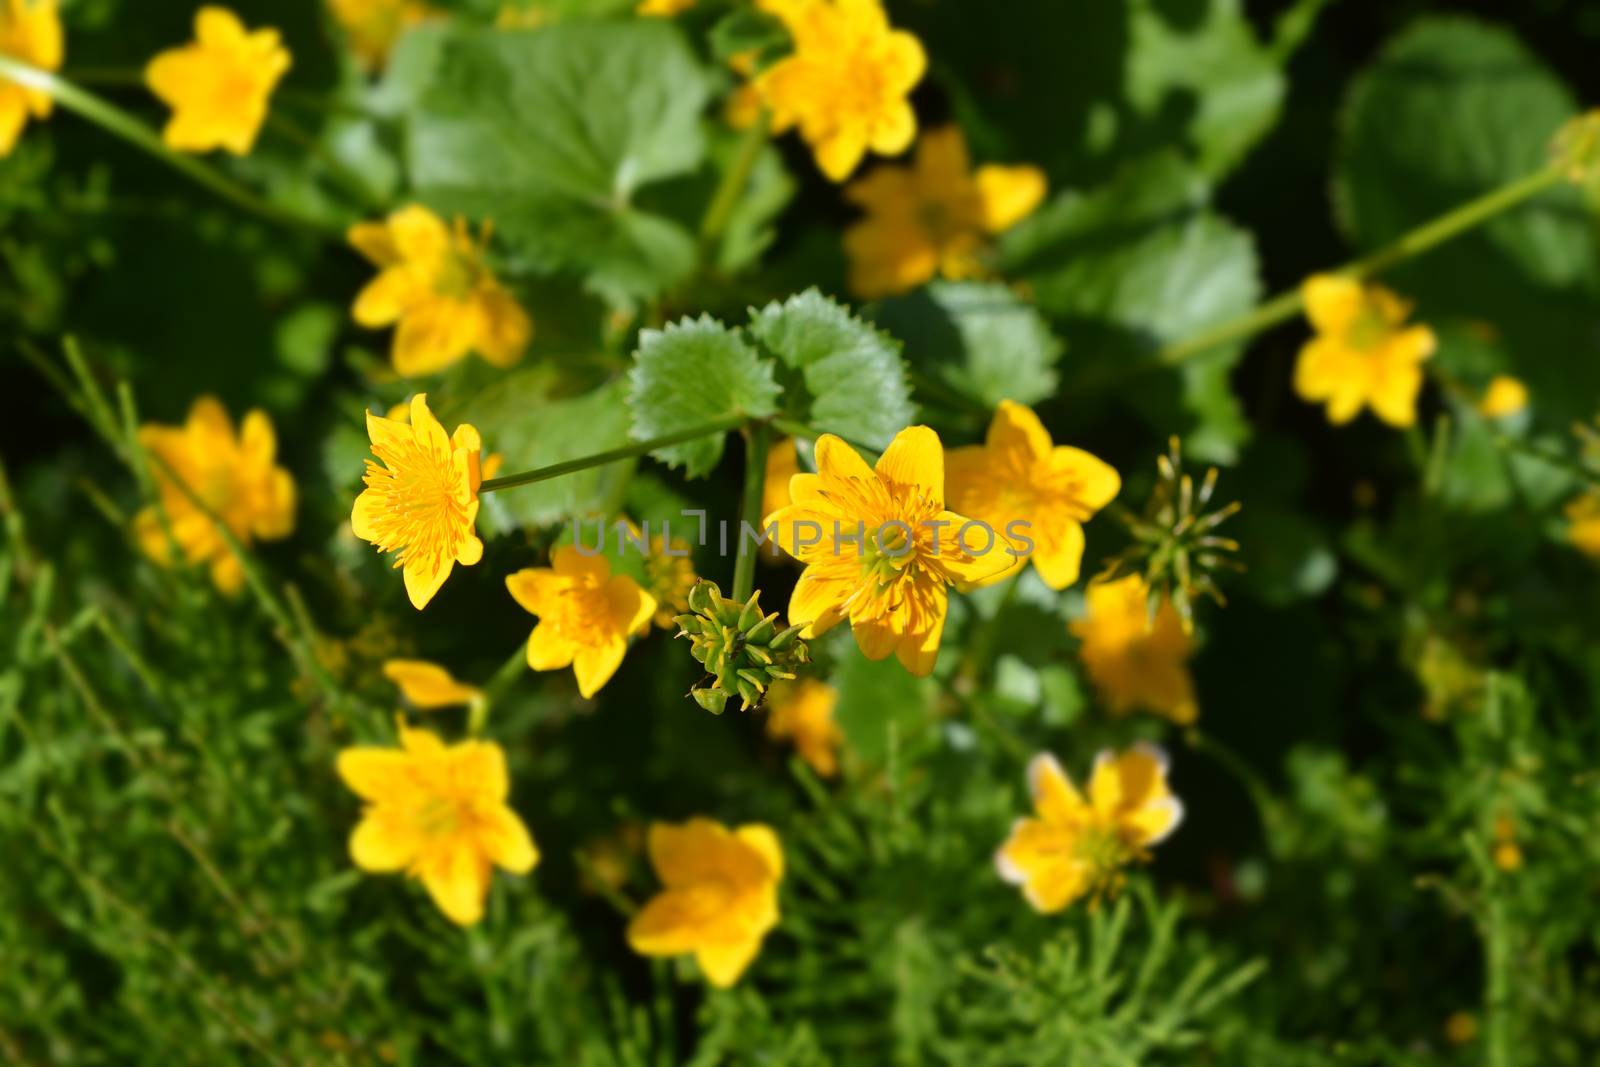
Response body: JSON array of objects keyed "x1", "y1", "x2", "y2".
[
  {"x1": 1294, "y1": 274, "x2": 1436, "y2": 427},
  {"x1": 382, "y1": 659, "x2": 483, "y2": 709},
  {"x1": 505, "y1": 545, "x2": 656, "y2": 698},
  {"x1": 337, "y1": 722, "x2": 537, "y2": 926},
  {"x1": 1492, "y1": 814, "x2": 1523, "y2": 872},
  {"x1": 764, "y1": 678, "x2": 844, "y2": 777},
  {"x1": 1069, "y1": 574, "x2": 1197, "y2": 725},
  {"x1": 724, "y1": 49, "x2": 764, "y2": 131},
  {"x1": 843, "y1": 126, "x2": 1045, "y2": 298},
  {"x1": 327, "y1": 0, "x2": 436, "y2": 70},
  {"x1": 349, "y1": 204, "x2": 532, "y2": 377},
  {"x1": 637, "y1": 0, "x2": 694, "y2": 15},
  {"x1": 133, "y1": 397, "x2": 296, "y2": 595},
  {"x1": 946, "y1": 400, "x2": 1118, "y2": 591},
  {"x1": 765, "y1": 426, "x2": 1010, "y2": 677},
  {"x1": 1444, "y1": 1011, "x2": 1479, "y2": 1046},
  {"x1": 626, "y1": 818, "x2": 782, "y2": 987},
  {"x1": 1567, "y1": 491, "x2": 1600, "y2": 559},
  {"x1": 755, "y1": 0, "x2": 925, "y2": 181},
  {"x1": 0, "y1": 0, "x2": 63, "y2": 158},
  {"x1": 760, "y1": 436, "x2": 800, "y2": 561},
  {"x1": 145, "y1": 7, "x2": 290, "y2": 156},
  {"x1": 1477, "y1": 374, "x2": 1528, "y2": 419},
  {"x1": 996, "y1": 746, "x2": 1183, "y2": 913},
  {"x1": 352, "y1": 393, "x2": 486, "y2": 611}
]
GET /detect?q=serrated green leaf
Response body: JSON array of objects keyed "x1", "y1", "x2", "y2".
[
  {"x1": 871, "y1": 281, "x2": 1062, "y2": 409},
  {"x1": 999, "y1": 154, "x2": 1261, "y2": 460},
  {"x1": 628, "y1": 316, "x2": 781, "y2": 478},
  {"x1": 404, "y1": 22, "x2": 711, "y2": 306},
  {"x1": 459, "y1": 371, "x2": 635, "y2": 529},
  {"x1": 747, "y1": 289, "x2": 914, "y2": 448}
]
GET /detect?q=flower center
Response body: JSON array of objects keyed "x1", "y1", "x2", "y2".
[
  {"x1": 549, "y1": 583, "x2": 612, "y2": 644},
  {"x1": 1073, "y1": 823, "x2": 1139, "y2": 905},
  {"x1": 434, "y1": 246, "x2": 481, "y2": 300},
  {"x1": 1346, "y1": 303, "x2": 1392, "y2": 351}
]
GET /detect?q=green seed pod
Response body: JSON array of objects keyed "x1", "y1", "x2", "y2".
[{"x1": 675, "y1": 580, "x2": 811, "y2": 713}]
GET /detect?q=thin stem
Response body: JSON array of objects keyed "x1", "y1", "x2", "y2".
[
  {"x1": 732, "y1": 422, "x2": 770, "y2": 602},
  {"x1": 1157, "y1": 162, "x2": 1568, "y2": 366},
  {"x1": 0, "y1": 55, "x2": 338, "y2": 238},
  {"x1": 700, "y1": 111, "x2": 770, "y2": 247},
  {"x1": 479, "y1": 417, "x2": 745, "y2": 494}
]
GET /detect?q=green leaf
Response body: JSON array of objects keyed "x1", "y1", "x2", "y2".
[
  {"x1": 748, "y1": 289, "x2": 914, "y2": 449},
  {"x1": 627, "y1": 316, "x2": 781, "y2": 478},
  {"x1": 830, "y1": 643, "x2": 936, "y2": 766},
  {"x1": 1335, "y1": 17, "x2": 1600, "y2": 423},
  {"x1": 871, "y1": 281, "x2": 1062, "y2": 409},
  {"x1": 403, "y1": 21, "x2": 712, "y2": 306},
  {"x1": 999, "y1": 154, "x2": 1261, "y2": 460},
  {"x1": 461, "y1": 371, "x2": 636, "y2": 529}
]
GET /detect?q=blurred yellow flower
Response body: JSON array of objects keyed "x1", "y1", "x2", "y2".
[
  {"x1": 627, "y1": 818, "x2": 782, "y2": 987},
  {"x1": 766, "y1": 427, "x2": 1009, "y2": 676},
  {"x1": 1444, "y1": 1011, "x2": 1479, "y2": 1046},
  {"x1": 724, "y1": 49, "x2": 763, "y2": 131},
  {"x1": 947, "y1": 400, "x2": 1118, "y2": 591},
  {"x1": 505, "y1": 546, "x2": 656, "y2": 698},
  {"x1": 760, "y1": 435, "x2": 799, "y2": 560},
  {"x1": 133, "y1": 397, "x2": 295, "y2": 595},
  {"x1": 1565, "y1": 490, "x2": 1600, "y2": 559},
  {"x1": 1477, "y1": 374, "x2": 1528, "y2": 419},
  {"x1": 0, "y1": 0, "x2": 63, "y2": 158},
  {"x1": 145, "y1": 7, "x2": 289, "y2": 156},
  {"x1": 638, "y1": 528, "x2": 697, "y2": 629},
  {"x1": 1492, "y1": 814, "x2": 1523, "y2": 872},
  {"x1": 327, "y1": 0, "x2": 436, "y2": 69},
  {"x1": 755, "y1": 0, "x2": 925, "y2": 181},
  {"x1": 1294, "y1": 274, "x2": 1436, "y2": 428},
  {"x1": 352, "y1": 394, "x2": 485, "y2": 611},
  {"x1": 844, "y1": 126, "x2": 1045, "y2": 298},
  {"x1": 765, "y1": 678, "x2": 843, "y2": 777},
  {"x1": 383, "y1": 659, "x2": 483, "y2": 709},
  {"x1": 996, "y1": 746, "x2": 1183, "y2": 913},
  {"x1": 1070, "y1": 574, "x2": 1197, "y2": 725},
  {"x1": 637, "y1": 0, "x2": 694, "y2": 15},
  {"x1": 348, "y1": 204, "x2": 532, "y2": 378},
  {"x1": 494, "y1": 4, "x2": 551, "y2": 28},
  {"x1": 337, "y1": 722, "x2": 537, "y2": 926}
]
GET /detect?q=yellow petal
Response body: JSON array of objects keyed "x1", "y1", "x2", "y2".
[
  {"x1": 815, "y1": 126, "x2": 869, "y2": 182},
  {"x1": 986, "y1": 400, "x2": 1052, "y2": 463},
  {"x1": 813, "y1": 433, "x2": 875, "y2": 483},
  {"x1": 1028, "y1": 752, "x2": 1086, "y2": 825},
  {"x1": 402, "y1": 553, "x2": 453, "y2": 610},
  {"x1": 1301, "y1": 274, "x2": 1365, "y2": 335},
  {"x1": 1030, "y1": 521, "x2": 1085, "y2": 591},
  {"x1": 393, "y1": 299, "x2": 479, "y2": 377},
  {"x1": 1048, "y1": 445, "x2": 1121, "y2": 510},
  {"x1": 506, "y1": 567, "x2": 563, "y2": 616},
  {"x1": 572, "y1": 638, "x2": 627, "y2": 698},
  {"x1": 337, "y1": 747, "x2": 415, "y2": 802},
  {"x1": 382, "y1": 659, "x2": 482, "y2": 709},
  {"x1": 627, "y1": 889, "x2": 718, "y2": 956},
  {"x1": 350, "y1": 814, "x2": 422, "y2": 872},
  {"x1": 696, "y1": 938, "x2": 762, "y2": 988},
  {"x1": 606, "y1": 574, "x2": 656, "y2": 637},
  {"x1": 647, "y1": 818, "x2": 736, "y2": 888},
  {"x1": 352, "y1": 268, "x2": 416, "y2": 327},
  {"x1": 734, "y1": 824, "x2": 784, "y2": 882},
  {"x1": 419, "y1": 841, "x2": 492, "y2": 926},
  {"x1": 786, "y1": 564, "x2": 853, "y2": 636},
  {"x1": 348, "y1": 219, "x2": 399, "y2": 266},
  {"x1": 874, "y1": 424, "x2": 944, "y2": 502},
  {"x1": 477, "y1": 805, "x2": 539, "y2": 874},
  {"x1": 892, "y1": 585, "x2": 946, "y2": 677},
  {"x1": 474, "y1": 285, "x2": 532, "y2": 367},
  {"x1": 527, "y1": 621, "x2": 577, "y2": 671},
  {"x1": 975, "y1": 164, "x2": 1046, "y2": 233}
]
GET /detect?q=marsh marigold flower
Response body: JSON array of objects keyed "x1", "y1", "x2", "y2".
[
  {"x1": 1567, "y1": 491, "x2": 1600, "y2": 559},
  {"x1": 328, "y1": 0, "x2": 435, "y2": 69},
  {"x1": 1294, "y1": 274, "x2": 1436, "y2": 428},
  {"x1": 337, "y1": 722, "x2": 537, "y2": 926},
  {"x1": 760, "y1": 436, "x2": 800, "y2": 560},
  {"x1": 352, "y1": 393, "x2": 485, "y2": 610},
  {"x1": 133, "y1": 397, "x2": 295, "y2": 595},
  {"x1": 755, "y1": 0, "x2": 925, "y2": 181},
  {"x1": 946, "y1": 400, "x2": 1118, "y2": 591},
  {"x1": 1477, "y1": 375, "x2": 1529, "y2": 419},
  {"x1": 1070, "y1": 574, "x2": 1197, "y2": 725},
  {"x1": 844, "y1": 126, "x2": 1045, "y2": 298},
  {"x1": 349, "y1": 204, "x2": 532, "y2": 377},
  {"x1": 996, "y1": 746, "x2": 1183, "y2": 913},
  {"x1": 0, "y1": 0, "x2": 63, "y2": 158},
  {"x1": 627, "y1": 818, "x2": 782, "y2": 987},
  {"x1": 383, "y1": 659, "x2": 483, "y2": 709},
  {"x1": 505, "y1": 545, "x2": 656, "y2": 698},
  {"x1": 766, "y1": 427, "x2": 1011, "y2": 676},
  {"x1": 765, "y1": 677, "x2": 843, "y2": 777},
  {"x1": 145, "y1": 7, "x2": 289, "y2": 156}
]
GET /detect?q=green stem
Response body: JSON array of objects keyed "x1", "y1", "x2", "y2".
[
  {"x1": 0, "y1": 55, "x2": 337, "y2": 237},
  {"x1": 700, "y1": 111, "x2": 770, "y2": 247},
  {"x1": 732, "y1": 422, "x2": 770, "y2": 602},
  {"x1": 479, "y1": 416, "x2": 746, "y2": 494},
  {"x1": 1157, "y1": 162, "x2": 1568, "y2": 366}
]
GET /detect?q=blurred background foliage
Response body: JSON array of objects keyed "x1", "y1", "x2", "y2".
[{"x1": 5, "y1": 0, "x2": 1600, "y2": 1063}]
